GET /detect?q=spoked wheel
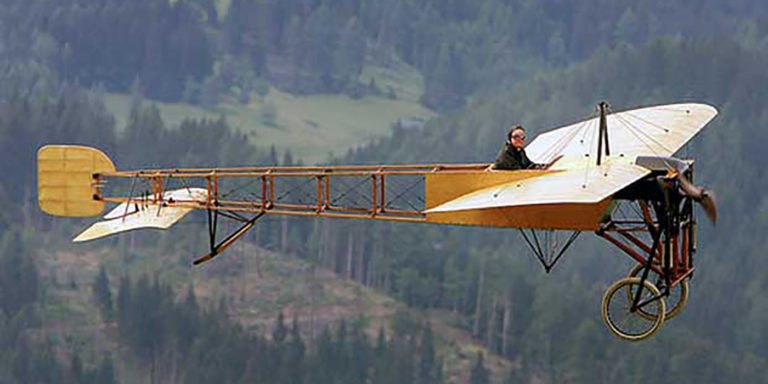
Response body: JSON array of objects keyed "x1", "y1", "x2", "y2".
[
  {"x1": 602, "y1": 277, "x2": 666, "y2": 341},
  {"x1": 628, "y1": 264, "x2": 689, "y2": 320}
]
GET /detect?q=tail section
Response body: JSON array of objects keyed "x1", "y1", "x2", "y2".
[
  {"x1": 73, "y1": 188, "x2": 208, "y2": 242},
  {"x1": 37, "y1": 145, "x2": 115, "y2": 217}
]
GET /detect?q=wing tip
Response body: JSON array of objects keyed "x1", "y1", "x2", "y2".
[{"x1": 685, "y1": 102, "x2": 718, "y2": 118}]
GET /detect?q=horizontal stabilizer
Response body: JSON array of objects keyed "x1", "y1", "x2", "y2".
[
  {"x1": 102, "y1": 188, "x2": 208, "y2": 220},
  {"x1": 73, "y1": 188, "x2": 207, "y2": 242}
]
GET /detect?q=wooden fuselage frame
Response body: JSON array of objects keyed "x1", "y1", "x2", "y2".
[{"x1": 96, "y1": 164, "x2": 612, "y2": 232}]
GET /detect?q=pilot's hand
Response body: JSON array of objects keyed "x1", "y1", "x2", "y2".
[{"x1": 542, "y1": 155, "x2": 564, "y2": 170}]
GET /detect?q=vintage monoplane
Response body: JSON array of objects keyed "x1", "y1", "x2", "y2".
[{"x1": 38, "y1": 102, "x2": 718, "y2": 341}]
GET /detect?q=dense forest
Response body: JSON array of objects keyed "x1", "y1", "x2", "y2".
[
  {"x1": 113, "y1": 272, "x2": 447, "y2": 384},
  {"x1": 2, "y1": 0, "x2": 768, "y2": 382}
]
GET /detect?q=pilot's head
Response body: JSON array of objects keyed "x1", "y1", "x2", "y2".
[{"x1": 507, "y1": 125, "x2": 526, "y2": 150}]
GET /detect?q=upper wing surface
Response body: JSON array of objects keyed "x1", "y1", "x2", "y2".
[
  {"x1": 525, "y1": 103, "x2": 717, "y2": 164},
  {"x1": 428, "y1": 103, "x2": 718, "y2": 214}
]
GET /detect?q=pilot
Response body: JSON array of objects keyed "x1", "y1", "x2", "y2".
[{"x1": 491, "y1": 125, "x2": 540, "y2": 170}]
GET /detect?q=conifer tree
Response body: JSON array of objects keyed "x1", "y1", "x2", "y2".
[
  {"x1": 315, "y1": 326, "x2": 336, "y2": 383},
  {"x1": 469, "y1": 352, "x2": 490, "y2": 384},
  {"x1": 92, "y1": 355, "x2": 117, "y2": 384},
  {"x1": 70, "y1": 351, "x2": 83, "y2": 384},
  {"x1": 418, "y1": 323, "x2": 439, "y2": 384},
  {"x1": 92, "y1": 265, "x2": 114, "y2": 321},
  {"x1": 273, "y1": 311, "x2": 288, "y2": 345}
]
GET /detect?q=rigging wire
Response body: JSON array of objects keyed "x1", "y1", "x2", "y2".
[
  {"x1": 536, "y1": 115, "x2": 588, "y2": 162},
  {"x1": 613, "y1": 113, "x2": 676, "y2": 172},
  {"x1": 535, "y1": 109, "x2": 597, "y2": 163},
  {"x1": 621, "y1": 112, "x2": 676, "y2": 154},
  {"x1": 330, "y1": 176, "x2": 372, "y2": 206},
  {"x1": 383, "y1": 177, "x2": 425, "y2": 210}
]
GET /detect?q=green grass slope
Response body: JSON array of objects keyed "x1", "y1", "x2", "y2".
[{"x1": 103, "y1": 86, "x2": 435, "y2": 164}]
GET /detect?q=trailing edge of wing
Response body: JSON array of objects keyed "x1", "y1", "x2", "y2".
[
  {"x1": 73, "y1": 188, "x2": 208, "y2": 242},
  {"x1": 425, "y1": 161, "x2": 649, "y2": 213}
]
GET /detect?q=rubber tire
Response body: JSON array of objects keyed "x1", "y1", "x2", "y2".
[{"x1": 602, "y1": 277, "x2": 666, "y2": 341}]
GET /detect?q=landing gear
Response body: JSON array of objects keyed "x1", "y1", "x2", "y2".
[
  {"x1": 193, "y1": 209, "x2": 266, "y2": 265},
  {"x1": 598, "y1": 169, "x2": 699, "y2": 340},
  {"x1": 601, "y1": 277, "x2": 666, "y2": 341},
  {"x1": 627, "y1": 264, "x2": 689, "y2": 320}
]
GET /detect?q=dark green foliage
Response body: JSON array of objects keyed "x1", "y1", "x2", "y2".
[
  {"x1": 116, "y1": 103, "x2": 259, "y2": 169},
  {"x1": 469, "y1": 352, "x2": 490, "y2": 384},
  {"x1": 0, "y1": 233, "x2": 38, "y2": 317},
  {"x1": 279, "y1": 316, "x2": 306, "y2": 383},
  {"x1": 418, "y1": 323, "x2": 441, "y2": 384},
  {"x1": 0, "y1": 85, "x2": 117, "y2": 199},
  {"x1": 421, "y1": 43, "x2": 470, "y2": 111},
  {"x1": 0, "y1": 229, "x2": 115, "y2": 384},
  {"x1": 2, "y1": 0, "x2": 766, "y2": 108},
  {"x1": 54, "y1": 0, "x2": 211, "y2": 101},
  {"x1": 273, "y1": 311, "x2": 288, "y2": 345},
  {"x1": 92, "y1": 265, "x2": 114, "y2": 321},
  {"x1": 504, "y1": 364, "x2": 525, "y2": 384},
  {"x1": 70, "y1": 351, "x2": 83, "y2": 383},
  {"x1": 88, "y1": 356, "x2": 117, "y2": 384},
  {"x1": 115, "y1": 274, "x2": 441, "y2": 383}
]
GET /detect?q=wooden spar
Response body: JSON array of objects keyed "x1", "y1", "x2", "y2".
[{"x1": 102, "y1": 163, "x2": 488, "y2": 175}]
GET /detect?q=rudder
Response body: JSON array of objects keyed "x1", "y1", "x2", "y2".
[{"x1": 37, "y1": 145, "x2": 115, "y2": 217}]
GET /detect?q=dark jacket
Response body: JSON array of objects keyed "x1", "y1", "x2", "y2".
[{"x1": 493, "y1": 143, "x2": 539, "y2": 170}]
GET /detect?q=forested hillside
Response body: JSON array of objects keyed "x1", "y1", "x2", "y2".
[
  {"x1": 4, "y1": 0, "x2": 765, "y2": 107},
  {"x1": 2, "y1": 0, "x2": 768, "y2": 383}
]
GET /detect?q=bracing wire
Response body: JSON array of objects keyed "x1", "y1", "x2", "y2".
[
  {"x1": 535, "y1": 110, "x2": 597, "y2": 163},
  {"x1": 330, "y1": 176, "x2": 372, "y2": 206},
  {"x1": 383, "y1": 177, "x2": 425, "y2": 210},
  {"x1": 613, "y1": 113, "x2": 677, "y2": 172},
  {"x1": 621, "y1": 112, "x2": 676, "y2": 154}
]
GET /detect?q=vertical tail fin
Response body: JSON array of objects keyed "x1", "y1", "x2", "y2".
[{"x1": 37, "y1": 145, "x2": 115, "y2": 217}]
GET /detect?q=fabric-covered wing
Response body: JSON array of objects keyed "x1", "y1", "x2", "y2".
[
  {"x1": 525, "y1": 103, "x2": 718, "y2": 164},
  {"x1": 427, "y1": 103, "x2": 717, "y2": 215},
  {"x1": 73, "y1": 188, "x2": 207, "y2": 242},
  {"x1": 425, "y1": 161, "x2": 649, "y2": 213}
]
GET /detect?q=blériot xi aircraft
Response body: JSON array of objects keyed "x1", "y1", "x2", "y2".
[{"x1": 38, "y1": 102, "x2": 718, "y2": 341}]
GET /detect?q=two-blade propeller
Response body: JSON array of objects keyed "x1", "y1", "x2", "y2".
[
  {"x1": 635, "y1": 156, "x2": 717, "y2": 224},
  {"x1": 676, "y1": 172, "x2": 717, "y2": 223}
]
